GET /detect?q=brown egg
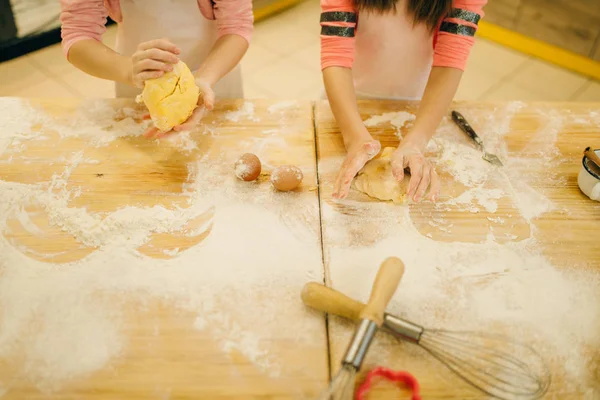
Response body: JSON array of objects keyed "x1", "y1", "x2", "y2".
[
  {"x1": 271, "y1": 165, "x2": 303, "y2": 192},
  {"x1": 234, "y1": 153, "x2": 261, "y2": 181}
]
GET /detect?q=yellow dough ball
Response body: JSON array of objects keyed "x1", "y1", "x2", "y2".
[{"x1": 140, "y1": 61, "x2": 200, "y2": 133}]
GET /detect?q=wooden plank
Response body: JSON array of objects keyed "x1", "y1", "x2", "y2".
[
  {"x1": 0, "y1": 98, "x2": 328, "y2": 399},
  {"x1": 315, "y1": 100, "x2": 600, "y2": 398}
]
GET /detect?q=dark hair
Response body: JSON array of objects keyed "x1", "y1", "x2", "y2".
[{"x1": 354, "y1": 0, "x2": 453, "y2": 31}]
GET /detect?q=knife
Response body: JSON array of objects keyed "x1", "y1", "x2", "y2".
[{"x1": 451, "y1": 110, "x2": 503, "y2": 167}]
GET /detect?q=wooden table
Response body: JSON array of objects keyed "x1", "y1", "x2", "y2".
[
  {"x1": 0, "y1": 98, "x2": 327, "y2": 399},
  {"x1": 0, "y1": 97, "x2": 599, "y2": 399},
  {"x1": 315, "y1": 100, "x2": 600, "y2": 399}
]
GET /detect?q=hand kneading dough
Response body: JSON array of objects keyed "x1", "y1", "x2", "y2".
[
  {"x1": 353, "y1": 147, "x2": 410, "y2": 204},
  {"x1": 140, "y1": 61, "x2": 199, "y2": 132}
]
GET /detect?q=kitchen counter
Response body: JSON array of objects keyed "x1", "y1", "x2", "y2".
[{"x1": 0, "y1": 97, "x2": 598, "y2": 399}]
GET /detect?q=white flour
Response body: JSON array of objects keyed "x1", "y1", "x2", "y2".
[
  {"x1": 267, "y1": 100, "x2": 299, "y2": 114},
  {"x1": 363, "y1": 111, "x2": 415, "y2": 138},
  {"x1": 322, "y1": 102, "x2": 600, "y2": 392},
  {"x1": 223, "y1": 101, "x2": 260, "y2": 122},
  {"x1": 0, "y1": 98, "x2": 323, "y2": 395},
  {"x1": 0, "y1": 98, "x2": 598, "y2": 397}
]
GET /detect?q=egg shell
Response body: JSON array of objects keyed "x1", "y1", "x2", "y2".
[
  {"x1": 234, "y1": 153, "x2": 261, "y2": 181},
  {"x1": 271, "y1": 165, "x2": 303, "y2": 191}
]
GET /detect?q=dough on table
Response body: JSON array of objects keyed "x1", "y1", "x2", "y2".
[
  {"x1": 139, "y1": 61, "x2": 199, "y2": 132},
  {"x1": 353, "y1": 147, "x2": 410, "y2": 204}
]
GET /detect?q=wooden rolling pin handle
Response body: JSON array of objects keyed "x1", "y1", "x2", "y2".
[
  {"x1": 359, "y1": 257, "x2": 405, "y2": 326},
  {"x1": 584, "y1": 147, "x2": 600, "y2": 168},
  {"x1": 301, "y1": 282, "x2": 364, "y2": 321}
]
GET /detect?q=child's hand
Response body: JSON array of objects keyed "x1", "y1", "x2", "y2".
[
  {"x1": 391, "y1": 140, "x2": 440, "y2": 202},
  {"x1": 333, "y1": 138, "x2": 381, "y2": 199},
  {"x1": 130, "y1": 39, "x2": 180, "y2": 88},
  {"x1": 143, "y1": 80, "x2": 215, "y2": 139}
]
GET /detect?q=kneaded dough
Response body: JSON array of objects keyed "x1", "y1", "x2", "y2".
[
  {"x1": 139, "y1": 61, "x2": 199, "y2": 132},
  {"x1": 353, "y1": 147, "x2": 410, "y2": 204}
]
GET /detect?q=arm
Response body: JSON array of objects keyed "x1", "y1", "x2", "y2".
[
  {"x1": 60, "y1": 0, "x2": 129, "y2": 82},
  {"x1": 323, "y1": 67, "x2": 372, "y2": 149},
  {"x1": 392, "y1": 0, "x2": 487, "y2": 202},
  {"x1": 324, "y1": 67, "x2": 381, "y2": 198},
  {"x1": 320, "y1": 0, "x2": 381, "y2": 198},
  {"x1": 60, "y1": 0, "x2": 179, "y2": 87},
  {"x1": 207, "y1": 0, "x2": 253, "y2": 83},
  {"x1": 320, "y1": 0, "x2": 361, "y2": 146},
  {"x1": 406, "y1": 0, "x2": 487, "y2": 148},
  {"x1": 403, "y1": 67, "x2": 462, "y2": 149},
  {"x1": 195, "y1": 35, "x2": 248, "y2": 85},
  {"x1": 190, "y1": 0, "x2": 252, "y2": 109},
  {"x1": 67, "y1": 40, "x2": 132, "y2": 84}
]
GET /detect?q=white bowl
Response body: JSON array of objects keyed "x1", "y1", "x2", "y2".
[{"x1": 578, "y1": 148, "x2": 600, "y2": 201}]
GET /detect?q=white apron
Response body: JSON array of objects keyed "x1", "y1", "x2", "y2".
[
  {"x1": 114, "y1": 0, "x2": 243, "y2": 99},
  {"x1": 321, "y1": 4, "x2": 434, "y2": 101}
]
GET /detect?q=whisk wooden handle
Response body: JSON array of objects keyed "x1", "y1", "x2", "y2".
[
  {"x1": 301, "y1": 257, "x2": 404, "y2": 325},
  {"x1": 360, "y1": 257, "x2": 404, "y2": 325},
  {"x1": 301, "y1": 282, "x2": 364, "y2": 321},
  {"x1": 584, "y1": 146, "x2": 600, "y2": 168}
]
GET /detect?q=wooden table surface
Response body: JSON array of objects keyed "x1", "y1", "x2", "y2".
[
  {"x1": 0, "y1": 98, "x2": 599, "y2": 399},
  {"x1": 316, "y1": 100, "x2": 600, "y2": 399},
  {"x1": 0, "y1": 98, "x2": 327, "y2": 399}
]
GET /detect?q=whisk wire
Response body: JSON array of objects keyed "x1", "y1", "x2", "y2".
[
  {"x1": 412, "y1": 330, "x2": 550, "y2": 400},
  {"x1": 317, "y1": 367, "x2": 357, "y2": 400},
  {"x1": 422, "y1": 332, "x2": 537, "y2": 379},
  {"x1": 421, "y1": 339, "x2": 541, "y2": 396}
]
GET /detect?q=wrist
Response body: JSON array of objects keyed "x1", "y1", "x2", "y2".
[
  {"x1": 403, "y1": 129, "x2": 430, "y2": 150},
  {"x1": 193, "y1": 68, "x2": 217, "y2": 87},
  {"x1": 120, "y1": 56, "x2": 134, "y2": 86},
  {"x1": 342, "y1": 126, "x2": 374, "y2": 150}
]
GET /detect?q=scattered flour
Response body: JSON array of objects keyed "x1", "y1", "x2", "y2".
[
  {"x1": 223, "y1": 101, "x2": 260, "y2": 122},
  {"x1": 448, "y1": 187, "x2": 504, "y2": 213},
  {"x1": 363, "y1": 111, "x2": 415, "y2": 137},
  {"x1": 0, "y1": 98, "x2": 598, "y2": 397},
  {"x1": 322, "y1": 201, "x2": 600, "y2": 391},
  {"x1": 234, "y1": 159, "x2": 252, "y2": 179},
  {"x1": 436, "y1": 137, "x2": 494, "y2": 187},
  {"x1": 0, "y1": 98, "x2": 322, "y2": 395},
  {"x1": 320, "y1": 102, "x2": 600, "y2": 392},
  {"x1": 164, "y1": 130, "x2": 198, "y2": 153},
  {"x1": 267, "y1": 100, "x2": 299, "y2": 114}
]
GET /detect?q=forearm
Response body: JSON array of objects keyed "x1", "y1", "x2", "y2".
[
  {"x1": 406, "y1": 66, "x2": 462, "y2": 147},
  {"x1": 194, "y1": 35, "x2": 248, "y2": 86},
  {"x1": 323, "y1": 66, "x2": 371, "y2": 149},
  {"x1": 67, "y1": 39, "x2": 132, "y2": 85}
]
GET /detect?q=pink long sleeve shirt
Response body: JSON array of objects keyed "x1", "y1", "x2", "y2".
[
  {"x1": 320, "y1": 0, "x2": 487, "y2": 99},
  {"x1": 59, "y1": 0, "x2": 253, "y2": 58}
]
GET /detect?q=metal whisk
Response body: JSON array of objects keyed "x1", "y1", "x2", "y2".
[
  {"x1": 316, "y1": 257, "x2": 405, "y2": 400},
  {"x1": 302, "y1": 283, "x2": 551, "y2": 400},
  {"x1": 385, "y1": 315, "x2": 551, "y2": 399}
]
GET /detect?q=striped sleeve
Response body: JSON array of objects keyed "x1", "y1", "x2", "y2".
[
  {"x1": 432, "y1": 0, "x2": 487, "y2": 70},
  {"x1": 320, "y1": 0, "x2": 357, "y2": 70}
]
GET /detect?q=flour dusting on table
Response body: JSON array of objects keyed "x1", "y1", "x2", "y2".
[
  {"x1": 267, "y1": 100, "x2": 299, "y2": 114},
  {"x1": 322, "y1": 102, "x2": 600, "y2": 392},
  {"x1": 223, "y1": 101, "x2": 260, "y2": 122},
  {"x1": 363, "y1": 111, "x2": 415, "y2": 137},
  {"x1": 0, "y1": 98, "x2": 322, "y2": 395}
]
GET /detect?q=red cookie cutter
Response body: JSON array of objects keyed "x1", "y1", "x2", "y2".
[{"x1": 356, "y1": 366, "x2": 421, "y2": 400}]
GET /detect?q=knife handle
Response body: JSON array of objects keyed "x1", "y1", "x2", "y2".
[
  {"x1": 584, "y1": 147, "x2": 600, "y2": 169},
  {"x1": 451, "y1": 111, "x2": 483, "y2": 147}
]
